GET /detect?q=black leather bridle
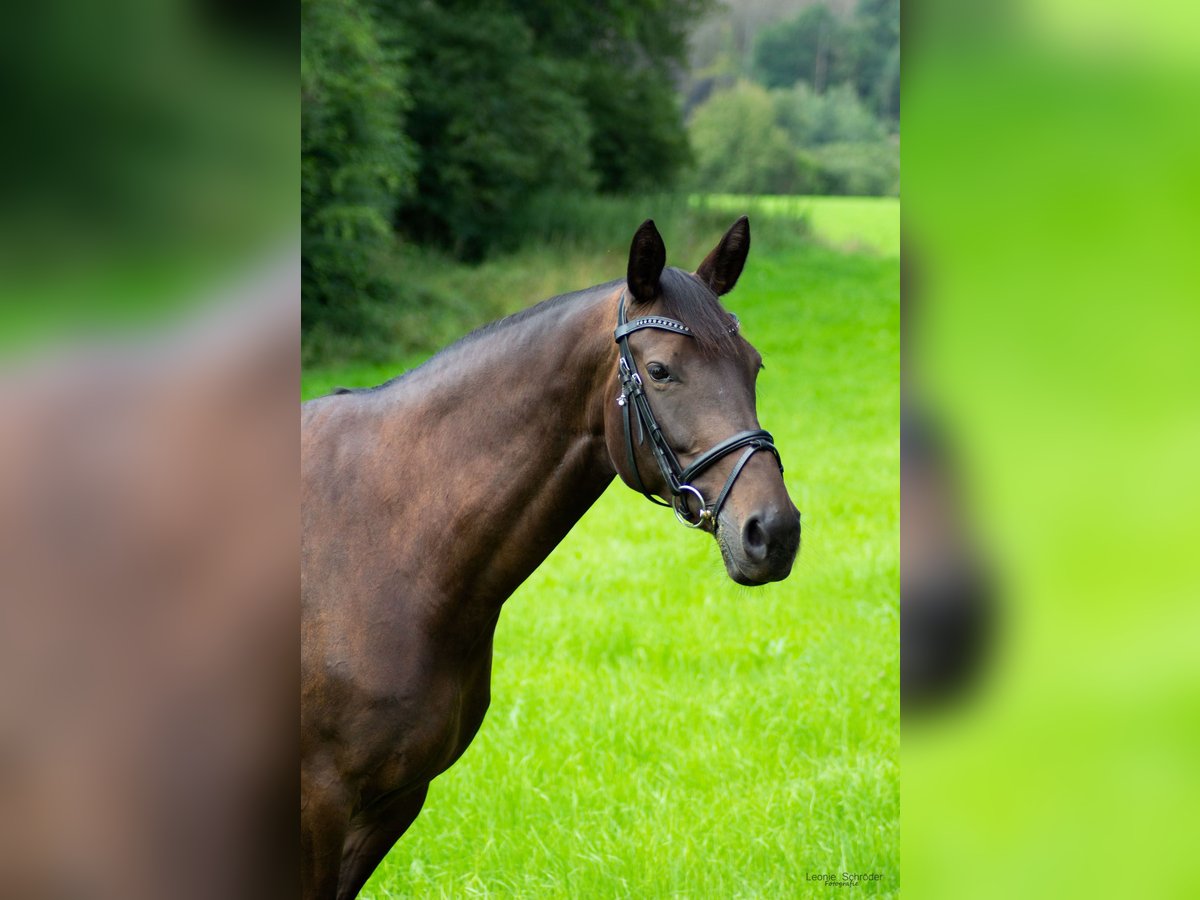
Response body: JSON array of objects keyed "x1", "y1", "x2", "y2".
[{"x1": 614, "y1": 291, "x2": 783, "y2": 529}]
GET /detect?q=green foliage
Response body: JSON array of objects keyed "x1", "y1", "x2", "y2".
[
  {"x1": 301, "y1": 192, "x2": 812, "y2": 366},
  {"x1": 750, "y1": 0, "x2": 899, "y2": 124},
  {"x1": 364, "y1": 0, "x2": 708, "y2": 258},
  {"x1": 515, "y1": 0, "x2": 710, "y2": 71},
  {"x1": 390, "y1": 4, "x2": 596, "y2": 259},
  {"x1": 508, "y1": 191, "x2": 812, "y2": 261},
  {"x1": 301, "y1": 0, "x2": 414, "y2": 333},
  {"x1": 580, "y1": 63, "x2": 693, "y2": 193},
  {"x1": 526, "y1": 0, "x2": 709, "y2": 192},
  {"x1": 774, "y1": 82, "x2": 888, "y2": 145},
  {"x1": 688, "y1": 80, "x2": 897, "y2": 197},
  {"x1": 811, "y1": 140, "x2": 900, "y2": 196},
  {"x1": 693, "y1": 2, "x2": 899, "y2": 199},
  {"x1": 301, "y1": 0, "x2": 714, "y2": 330},
  {"x1": 688, "y1": 81, "x2": 803, "y2": 195},
  {"x1": 753, "y1": 4, "x2": 853, "y2": 92},
  {"x1": 849, "y1": 0, "x2": 900, "y2": 121}
]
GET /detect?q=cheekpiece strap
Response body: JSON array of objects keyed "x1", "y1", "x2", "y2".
[{"x1": 613, "y1": 289, "x2": 775, "y2": 526}]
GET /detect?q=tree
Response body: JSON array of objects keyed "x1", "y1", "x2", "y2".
[
  {"x1": 301, "y1": 0, "x2": 415, "y2": 331},
  {"x1": 525, "y1": 0, "x2": 711, "y2": 193},
  {"x1": 848, "y1": 0, "x2": 900, "y2": 121},
  {"x1": 753, "y1": 5, "x2": 853, "y2": 92},
  {"x1": 688, "y1": 81, "x2": 802, "y2": 194},
  {"x1": 365, "y1": 0, "x2": 711, "y2": 255},
  {"x1": 773, "y1": 82, "x2": 886, "y2": 145},
  {"x1": 387, "y1": 4, "x2": 596, "y2": 259},
  {"x1": 579, "y1": 62, "x2": 692, "y2": 193},
  {"x1": 690, "y1": 79, "x2": 896, "y2": 198}
]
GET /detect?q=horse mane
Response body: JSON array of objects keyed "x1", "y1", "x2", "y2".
[
  {"x1": 647, "y1": 267, "x2": 741, "y2": 358},
  {"x1": 459, "y1": 279, "x2": 623, "y2": 347},
  {"x1": 324, "y1": 268, "x2": 740, "y2": 397},
  {"x1": 458, "y1": 267, "x2": 740, "y2": 358}
]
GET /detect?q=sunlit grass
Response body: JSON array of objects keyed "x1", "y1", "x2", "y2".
[
  {"x1": 697, "y1": 194, "x2": 899, "y2": 257},
  {"x1": 302, "y1": 212, "x2": 899, "y2": 896}
]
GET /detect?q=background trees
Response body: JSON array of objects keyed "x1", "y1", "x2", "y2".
[
  {"x1": 687, "y1": 0, "x2": 899, "y2": 196},
  {"x1": 302, "y1": 0, "x2": 899, "y2": 341},
  {"x1": 301, "y1": 0, "x2": 413, "y2": 333},
  {"x1": 303, "y1": 0, "x2": 706, "y2": 332},
  {"x1": 369, "y1": 0, "x2": 704, "y2": 259}
]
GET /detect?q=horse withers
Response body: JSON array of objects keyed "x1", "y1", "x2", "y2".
[{"x1": 300, "y1": 217, "x2": 801, "y2": 898}]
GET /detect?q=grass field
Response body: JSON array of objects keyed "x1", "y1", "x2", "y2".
[
  {"x1": 699, "y1": 194, "x2": 899, "y2": 258},
  {"x1": 302, "y1": 197, "x2": 900, "y2": 897}
]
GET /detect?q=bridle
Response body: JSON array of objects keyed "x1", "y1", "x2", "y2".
[{"x1": 613, "y1": 290, "x2": 783, "y2": 529}]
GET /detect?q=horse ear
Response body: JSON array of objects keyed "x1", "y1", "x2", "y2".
[
  {"x1": 695, "y1": 215, "x2": 751, "y2": 296},
  {"x1": 627, "y1": 219, "x2": 666, "y2": 304}
]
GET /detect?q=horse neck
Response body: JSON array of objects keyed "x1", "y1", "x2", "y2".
[
  {"x1": 383, "y1": 285, "x2": 622, "y2": 634},
  {"x1": 413, "y1": 284, "x2": 619, "y2": 449}
]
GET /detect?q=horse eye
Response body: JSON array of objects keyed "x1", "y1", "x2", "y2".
[{"x1": 646, "y1": 362, "x2": 671, "y2": 383}]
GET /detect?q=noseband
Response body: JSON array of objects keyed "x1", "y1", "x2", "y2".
[{"x1": 614, "y1": 291, "x2": 783, "y2": 529}]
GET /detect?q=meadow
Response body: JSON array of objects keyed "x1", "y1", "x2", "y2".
[{"x1": 301, "y1": 197, "x2": 900, "y2": 897}]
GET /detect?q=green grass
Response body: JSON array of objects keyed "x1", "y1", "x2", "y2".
[
  {"x1": 302, "y1": 200, "x2": 899, "y2": 897},
  {"x1": 699, "y1": 195, "x2": 899, "y2": 257}
]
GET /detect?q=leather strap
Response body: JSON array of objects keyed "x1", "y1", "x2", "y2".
[
  {"x1": 613, "y1": 290, "x2": 783, "y2": 526},
  {"x1": 680, "y1": 429, "x2": 781, "y2": 483},
  {"x1": 617, "y1": 357, "x2": 670, "y2": 506},
  {"x1": 709, "y1": 444, "x2": 770, "y2": 522},
  {"x1": 614, "y1": 316, "x2": 692, "y2": 341}
]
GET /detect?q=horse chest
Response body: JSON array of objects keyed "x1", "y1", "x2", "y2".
[
  {"x1": 358, "y1": 641, "x2": 494, "y2": 797},
  {"x1": 421, "y1": 658, "x2": 492, "y2": 774}
]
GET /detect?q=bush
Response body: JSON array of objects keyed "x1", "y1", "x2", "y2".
[
  {"x1": 810, "y1": 140, "x2": 899, "y2": 196},
  {"x1": 688, "y1": 79, "x2": 897, "y2": 197},
  {"x1": 301, "y1": 192, "x2": 813, "y2": 366},
  {"x1": 508, "y1": 191, "x2": 808, "y2": 261},
  {"x1": 793, "y1": 149, "x2": 828, "y2": 195},
  {"x1": 774, "y1": 82, "x2": 887, "y2": 146},
  {"x1": 688, "y1": 81, "x2": 801, "y2": 195}
]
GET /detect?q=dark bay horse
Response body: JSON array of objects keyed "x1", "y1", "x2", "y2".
[{"x1": 301, "y1": 217, "x2": 801, "y2": 898}]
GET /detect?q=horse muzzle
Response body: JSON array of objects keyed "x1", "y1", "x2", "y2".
[{"x1": 719, "y1": 502, "x2": 801, "y2": 586}]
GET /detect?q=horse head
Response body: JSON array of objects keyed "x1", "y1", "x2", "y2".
[{"x1": 605, "y1": 217, "x2": 801, "y2": 585}]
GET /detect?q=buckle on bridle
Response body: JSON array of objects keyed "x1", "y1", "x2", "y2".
[
  {"x1": 616, "y1": 358, "x2": 642, "y2": 407},
  {"x1": 613, "y1": 290, "x2": 782, "y2": 529},
  {"x1": 673, "y1": 484, "x2": 711, "y2": 529}
]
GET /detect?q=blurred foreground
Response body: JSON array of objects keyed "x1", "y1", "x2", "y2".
[
  {"x1": 905, "y1": 0, "x2": 1200, "y2": 896},
  {"x1": 0, "y1": 1, "x2": 296, "y2": 897},
  {"x1": 0, "y1": 262, "x2": 298, "y2": 898}
]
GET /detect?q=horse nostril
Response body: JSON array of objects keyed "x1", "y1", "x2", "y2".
[{"x1": 742, "y1": 515, "x2": 769, "y2": 562}]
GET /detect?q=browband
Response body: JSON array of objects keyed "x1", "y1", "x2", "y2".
[
  {"x1": 613, "y1": 316, "x2": 692, "y2": 341},
  {"x1": 613, "y1": 291, "x2": 781, "y2": 528}
]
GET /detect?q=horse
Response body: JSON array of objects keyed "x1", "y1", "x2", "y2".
[
  {"x1": 899, "y1": 249, "x2": 994, "y2": 708},
  {"x1": 300, "y1": 217, "x2": 801, "y2": 898},
  {"x1": 0, "y1": 264, "x2": 299, "y2": 899}
]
